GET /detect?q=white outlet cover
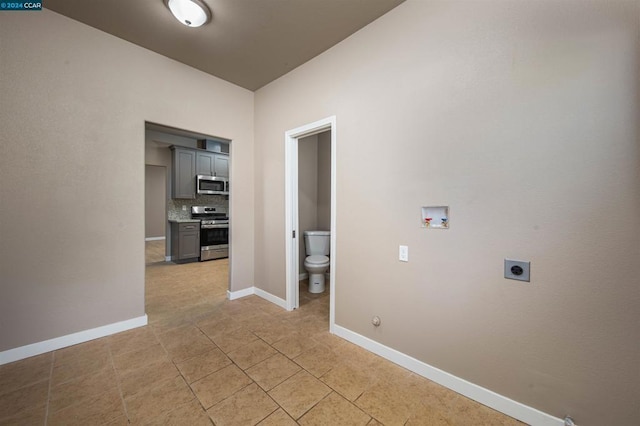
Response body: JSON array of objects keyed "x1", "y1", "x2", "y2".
[{"x1": 399, "y1": 245, "x2": 409, "y2": 262}]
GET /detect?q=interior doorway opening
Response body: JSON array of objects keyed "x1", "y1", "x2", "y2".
[{"x1": 285, "y1": 116, "x2": 337, "y2": 333}]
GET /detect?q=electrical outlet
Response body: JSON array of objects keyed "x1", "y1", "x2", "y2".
[
  {"x1": 182, "y1": 205, "x2": 187, "y2": 211},
  {"x1": 399, "y1": 245, "x2": 409, "y2": 262},
  {"x1": 504, "y1": 259, "x2": 530, "y2": 282}
]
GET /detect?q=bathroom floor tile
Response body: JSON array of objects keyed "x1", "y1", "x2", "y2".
[
  {"x1": 207, "y1": 383, "x2": 278, "y2": 426},
  {"x1": 268, "y1": 370, "x2": 332, "y2": 420},
  {"x1": 298, "y1": 392, "x2": 371, "y2": 425},
  {"x1": 246, "y1": 353, "x2": 302, "y2": 391}
]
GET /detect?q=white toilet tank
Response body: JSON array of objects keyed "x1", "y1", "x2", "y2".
[{"x1": 304, "y1": 230, "x2": 330, "y2": 256}]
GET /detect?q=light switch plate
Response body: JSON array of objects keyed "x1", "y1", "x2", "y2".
[
  {"x1": 504, "y1": 259, "x2": 530, "y2": 282},
  {"x1": 399, "y1": 245, "x2": 409, "y2": 262}
]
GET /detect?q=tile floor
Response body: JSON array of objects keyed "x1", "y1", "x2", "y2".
[{"x1": 0, "y1": 241, "x2": 524, "y2": 425}]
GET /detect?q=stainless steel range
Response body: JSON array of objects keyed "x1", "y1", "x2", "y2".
[{"x1": 191, "y1": 206, "x2": 229, "y2": 261}]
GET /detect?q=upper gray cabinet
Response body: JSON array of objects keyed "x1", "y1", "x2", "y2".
[
  {"x1": 171, "y1": 147, "x2": 196, "y2": 199},
  {"x1": 196, "y1": 151, "x2": 229, "y2": 178}
]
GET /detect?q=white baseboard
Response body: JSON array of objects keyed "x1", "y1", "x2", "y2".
[
  {"x1": 227, "y1": 287, "x2": 255, "y2": 300},
  {"x1": 332, "y1": 325, "x2": 563, "y2": 426},
  {"x1": 145, "y1": 236, "x2": 166, "y2": 241},
  {"x1": 254, "y1": 287, "x2": 287, "y2": 309},
  {"x1": 227, "y1": 286, "x2": 287, "y2": 310},
  {"x1": 0, "y1": 315, "x2": 148, "y2": 366}
]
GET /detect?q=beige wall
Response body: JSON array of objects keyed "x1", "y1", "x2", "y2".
[
  {"x1": 317, "y1": 131, "x2": 331, "y2": 231},
  {"x1": 0, "y1": 10, "x2": 254, "y2": 351},
  {"x1": 145, "y1": 165, "x2": 166, "y2": 239},
  {"x1": 254, "y1": 1, "x2": 640, "y2": 424},
  {"x1": 298, "y1": 135, "x2": 319, "y2": 272}
]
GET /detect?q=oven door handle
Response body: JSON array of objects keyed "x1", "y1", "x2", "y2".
[{"x1": 201, "y1": 224, "x2": 229, "y2": 229}]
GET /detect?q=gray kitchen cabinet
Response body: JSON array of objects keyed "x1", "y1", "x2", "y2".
[
  {"x1": 196, "y1": 151, "x2": 229, "y2": 178},
  {"x1": 171, "y1": 147, "x2": 196, "y2": 199},
  {"x1": 171, "y1": 222, "x2": 200, "y2": 261}
]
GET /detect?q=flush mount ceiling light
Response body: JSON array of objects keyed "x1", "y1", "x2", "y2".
[{"x1": 165, "y1": 0, "x2": 211, "y2": 27}]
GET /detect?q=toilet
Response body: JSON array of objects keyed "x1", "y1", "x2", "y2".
[{"x1": 303, "y1": 230, "x2": 330, "y2": 293}]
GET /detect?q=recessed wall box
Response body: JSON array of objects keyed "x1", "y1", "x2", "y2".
[
  {"x1": 504, "y1": 259, "x2": 530, "y2": 282},
  {"x1": 421, "y1": 206, "x2": 449, "y2": 229}
]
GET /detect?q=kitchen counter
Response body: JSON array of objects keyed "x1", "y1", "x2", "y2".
[{"x1": 168, "y1": 219, "x2": 201, "y2": 223}]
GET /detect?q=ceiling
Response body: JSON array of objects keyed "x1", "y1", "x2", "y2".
[{"x1": 45, "y1": 0, "x2": 405, "y2": 91}]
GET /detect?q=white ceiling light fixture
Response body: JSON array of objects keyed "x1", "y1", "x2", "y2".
[{"x1": 165, "y1": 0, "x2": 211, "y2": 28}]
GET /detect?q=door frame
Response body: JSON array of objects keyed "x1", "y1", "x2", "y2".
[{"x1": 284, "y1": 116, "x2": 336, "y2": 333}]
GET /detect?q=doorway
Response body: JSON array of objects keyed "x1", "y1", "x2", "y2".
[{"x1": 285, "y1": 116, "x2": 337, "y2": 333}]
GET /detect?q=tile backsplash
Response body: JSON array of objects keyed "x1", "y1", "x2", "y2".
[{"x1": 168, "y1": 195, "x2": 228, "y2": 220}]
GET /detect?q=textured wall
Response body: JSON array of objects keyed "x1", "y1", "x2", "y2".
[
  {"x1": 254, "y1": 1, "x2": 640, "y2": 424},
  {"x1": 0, "y1": 10, "x2": 254, "y2": 351}
]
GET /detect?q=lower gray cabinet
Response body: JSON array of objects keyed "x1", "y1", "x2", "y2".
[{"x1": 171, "y1": 222, "x2": 200, "y2": 261}]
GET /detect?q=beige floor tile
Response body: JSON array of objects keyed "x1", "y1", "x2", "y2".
[
  {"x1": 51, "y1": 345, "x2": 111, "y2": 386},
  {"x1": 118, "y1": 359, "x2": 180, "y2": 398},
  {"x1": 245, "y1": 353, "x2": 302, "y2": 391},
  {"x1": 191, "y1": 364, "x2": 253, "y2": 409},
  {"x1": 271, "y1": 332, "x2": 318, "y2": 359},
  {"x1": 354, "y1": 380, "x2": 415, "y2": 426},
  {"x1": 0, "y1": 380, "x2": 48, "y2": 421},
  {"x1": 250, "y1": 320, "x2": 296, "y2": 345},
  {"x1": 112, "y1": 343, "x2": 169, "y2": 376},
  {"x1": 298, "y1": 392, "x2": 371, "y2": 425},
  {"x1": 197, "y1": 315, "x2": 241, "y2": 338},
  {"x1": 294, "y1": 343, "x2": 338, "y2": 378},
  {"x1": 207, "y1": 383, "x2": 278, "y2": 426},
  {"x1": 49, "y1": 366, "x2": 118, "y2": 413},
  {"x1": 107, "y1": 326, "x2": 159, "y2": 357},
  {"x1": 227, "y1": 339, "x2": 278, "y2": 370},
  {"x1": 268, "y1": 370, "x2": 332, "y2": 420},
  {"x1": 157, "y1": 325, "x2": 217, "y2": 362},
  {"x1": 0, "y1": 353, "x2": 51, "y2": 396},
  {"x1": 143, "y1": 399, "x2": 212, "y2": 426},
  {"x1": 405, "y1": 400, "x2": 453, "y2": 426},
  {"x1": 210, "y1": 327, "x2": 259, "y2": 353},
  {"x1": 175, "y1": 348, "x2": 232, "y2": 384},
  {"x1": 48, "y1": 387, "x2": 125, "y2": 426},
  {"x1": 448, "y1": 394, "x2": 524, "y2": 426},
  {"x1": 0, "y1": 404, "x2": 46, "y2": 425},
  {"x1": 257, "y1": 408, "x2": 298, "y2": 426},
  {"x1": 320, "y1": 362, "x2": 374, "y2": 402},
  {"x1": 367, "y1": 419, "x2": 384, "y2": 425},
  {"x1": 53, "y1": 339, "x2": 109, "y2": 367},
  {"x1": 124, "y1": 375, "x2": 194, "y2": 424}
]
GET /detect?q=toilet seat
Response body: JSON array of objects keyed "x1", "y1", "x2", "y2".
[{"x1": 305, "y1": 255, "x2": 329, "y2": 265}]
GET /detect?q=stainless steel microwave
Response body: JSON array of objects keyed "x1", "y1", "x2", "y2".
[{"x1": 197, "y1": 175, "x2": 229, "y2": 195}]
